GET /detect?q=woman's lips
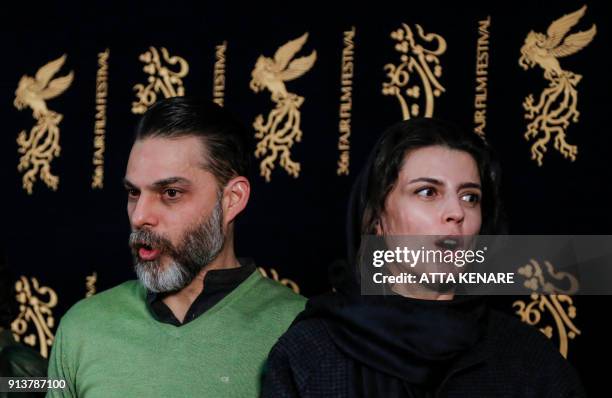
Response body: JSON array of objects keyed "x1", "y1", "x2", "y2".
[
  {"x1": 138, "y1": 247, "x2": 160, "y2": 261},
  {"x1": 434, "y1": 236, "x2": 465, "y2": 251}
]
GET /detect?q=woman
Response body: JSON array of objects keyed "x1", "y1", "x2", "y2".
[{"x1": 262, "y1": 118, "x2": 585, "y2": 397}]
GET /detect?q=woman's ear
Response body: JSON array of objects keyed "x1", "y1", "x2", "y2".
[
  {"x1": 374, "y1": 218, "x2": 383, "y2": 235},
  {"x1": 222, "y1": 176, "x2": 250, "y2": 225}
]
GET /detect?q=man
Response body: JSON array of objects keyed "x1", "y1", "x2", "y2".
[{"x1": 47, "y1": 97, "x2": 305, "y2": 397}]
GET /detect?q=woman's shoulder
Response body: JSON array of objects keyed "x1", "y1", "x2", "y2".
[
  {"x1": 487, "y1": 309, "x2": 560, "y2": 356},
  {"x1": 272, "y1": 318, "x2": 340, "y2": 361},
  {"x1": 265, "y1": 318, "x2": 348, "y2": 394},
  {"x1": 485, "y1": 309, "x2": 585, "y2": 394}
]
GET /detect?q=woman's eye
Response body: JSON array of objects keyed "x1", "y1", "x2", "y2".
[
  {"x1": 461, "y1": 193, "x2": 480, "y2": 204},
  {"x1": 127, "y1": 189, "x2": 139, "y2": 199},
  {"x1": 416, "y1": 187, "x2": 436, "y2": 198}
]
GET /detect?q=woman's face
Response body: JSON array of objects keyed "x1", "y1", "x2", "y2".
[{"x1": 378, "y1": 145, "x2": 482, "y2": 237}]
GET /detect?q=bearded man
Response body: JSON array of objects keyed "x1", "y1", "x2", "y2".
[{"x1": 47, "y1": 97, "x2": 305, "y2": 397}]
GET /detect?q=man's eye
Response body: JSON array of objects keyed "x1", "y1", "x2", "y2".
[
  {"x1": 416, "y1": 187, "x2": 436, "y2": 198},
  {"x1": 163, "y1": 189, "x2": 181, "y2": 199}
]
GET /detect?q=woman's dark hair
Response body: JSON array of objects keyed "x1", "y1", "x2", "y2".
[
  {"x1": 134, "y1": 96, "x2": 251, "y2": 189},
  {"x1": 360, "y1": 117, "x2": 505, "y2": 237}
]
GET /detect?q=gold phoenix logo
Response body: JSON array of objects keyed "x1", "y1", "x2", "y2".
[
  {"x1": 382, "y1": 23, "x2": 446, "y2": 120},
  {"x1": 14, "y1": 55, "x2": 73, "y2": 194},
  {"x1": 519, "y1": 5, "x2": 596, "y2": 166},
  {"x1": 250, "y1": 33, "x2": 317, "y2": 182},
  {"x1": 514, "y1": 259, "x2": 581, "y2": 358},
  {"x1": 132, "y1": 46, "x2": 189, "y2": 114}
]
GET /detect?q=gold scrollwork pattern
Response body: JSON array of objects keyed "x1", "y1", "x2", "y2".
[
  {"x1": 258, "y1": 267, "x2": 300, "y2": 294},
  {"x1": 514, "y1": 259, "x2": 581, "y2": 358},
  {"x1": 86, "y1": 272, "x2": 98, "y2": 298},
  {"x1": 518, "y1": 5, "x2": 596, "y2": 166},
  {"x1": 11, "y1": 276, "x2": 58, "y2": 359},
  {"x1": 382, "y1": 23, "x2": 446, "y2": 120},
  {"x1": 132, "y1": 46, "x2": 189, "y2": 114},
  {"x1": 14, "y1": 55, "x2": 74, "y2": 194},
  {"x1": 517, "y1": 258, "x2": 579, "y2": 294},
  {"x1": 250, "y1": 33, "x2": 317, "y2": 182}
]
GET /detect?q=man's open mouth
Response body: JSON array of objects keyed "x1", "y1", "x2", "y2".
[{"x1": 137, "y1": 243, "x2": 160, "y2": 261}]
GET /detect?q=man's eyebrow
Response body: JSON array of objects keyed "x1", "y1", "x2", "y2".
[
  {"x1": 123, "y1": 178, "x2": 136, "y2": 189},
  {"x1": 122, "y1": 177, "x2": 193, "y2": 190},
  {"x1": 150, "y1": 177, "x2": 192, "y2": 189}
]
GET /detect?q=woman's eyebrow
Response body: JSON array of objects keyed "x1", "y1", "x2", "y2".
[
  {"x1": 458, "y1": 182, "x2": 481, "y2": 190},
  {"x1": 407, "y1": 177, "x2": 443, "y2": 185},
  {"x1": 407, "y1": 178, "x2": 481, "y2": 190}
]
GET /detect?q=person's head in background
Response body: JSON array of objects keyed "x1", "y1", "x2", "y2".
[
  {"x1": 356, "y1": 118, "x2": 504, "y2": 298},
  {"x1": 124, "y1": 97, "x2": 251, "y2": 293}
]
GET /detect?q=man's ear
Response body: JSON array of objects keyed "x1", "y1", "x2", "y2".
[{"x1": 222, "y1": 176, "x2": 250, "y2": 225}]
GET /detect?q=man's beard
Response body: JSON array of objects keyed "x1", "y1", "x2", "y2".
[{"x1": 129, "y1": 199, "x2": 225, "y2": 293}]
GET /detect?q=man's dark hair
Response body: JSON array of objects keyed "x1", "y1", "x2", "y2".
[
  {"x1": 360, "y1": 117, "x2": 505, "y2": 236},
  {"x1": 134, "y1": 97, "x2": 251, "y2": 188}
]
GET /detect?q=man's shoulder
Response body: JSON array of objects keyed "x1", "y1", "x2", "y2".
[
  {"x1": 60, "y1": 280, "x2": 144, "y2": 328},
  {"x1": 235, "y1": 271, "x2": 306, "y2": 323},
  {"x1": 250, "y1": 271, "x2": 306, "y2": 306}
]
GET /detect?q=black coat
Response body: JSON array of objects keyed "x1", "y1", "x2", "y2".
[
  {"x1": 0, "y1": 329, "x2": 47, "y2": 398},
  {"x1": 262, "y1": 309, "x2": 585, "y2": 398}
]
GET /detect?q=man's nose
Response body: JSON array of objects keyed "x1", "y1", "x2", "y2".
[{"x1": 130, "y1": 194, "x2": 159, "y2": 229}]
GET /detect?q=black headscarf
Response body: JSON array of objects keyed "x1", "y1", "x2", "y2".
[{"x1": 299, "y1": 289, "x2": 488, "y2": 397}]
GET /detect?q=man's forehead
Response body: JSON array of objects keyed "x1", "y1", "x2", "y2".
[{"x1": 126, "y1": 136, "x2": 208, "y2": 183}]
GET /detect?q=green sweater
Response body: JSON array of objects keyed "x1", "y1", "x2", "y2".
[{"x1": 46, "y1": 271, "x2": 305, "y2": 397}]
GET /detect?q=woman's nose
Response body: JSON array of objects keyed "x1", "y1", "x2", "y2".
[{"x1": 442, "y1": 196, "x2": 465, "y2": 226}]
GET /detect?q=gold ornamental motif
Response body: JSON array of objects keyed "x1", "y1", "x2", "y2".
[
  {"x1": 132, "y1": 47, "x2": 189, "y2": 114},
  {"x1": 86, "y1": 272, "x2": 98, "y2": 298},
  {"x1": 258, "y1": 267, "x2": 300, "y2": 294},
  {"x1": 382, "y1": 23, "x2": 446, "y2": 120},
  {"x1": 14, "y1": 55, "x2": 73, "y2": 194},
  {"x1": 250, "y1": 33, "x2": 317, "y2": 182},
  {"x1": 519, "y1": 6, "x2": 596, "y2": 166},
  {"x1": 11, "y1": 276, "x2": 58, "y2": 359},
  {"x1": 514, "y1": 259, "x2": 581, "y2": 358}
]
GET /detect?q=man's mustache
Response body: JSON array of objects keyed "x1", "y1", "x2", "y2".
[{"x1": 129, "y1": 229, "x2": 174, "y2": 254}]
